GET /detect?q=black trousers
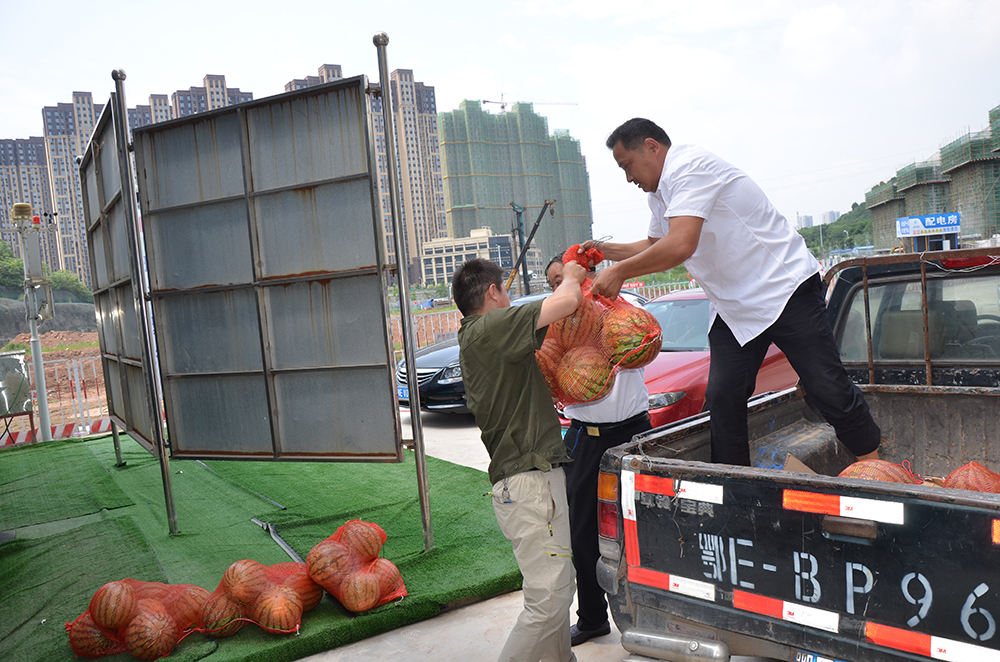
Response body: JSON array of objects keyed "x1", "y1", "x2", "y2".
[
  {"x1": 705, "y1": 273, "x2": 881, "y2": 465},
  {"x1": 564, "y1": 412, "x2": 652, "y2": 630}
]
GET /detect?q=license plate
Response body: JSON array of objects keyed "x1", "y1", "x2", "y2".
[{"x1": 397, "y1": 386, "x2": 409, "y2": 400}]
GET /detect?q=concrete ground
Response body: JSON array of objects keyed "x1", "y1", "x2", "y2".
[{"x1": 301, "y1": 410, "x2": 776, "y2": 662}]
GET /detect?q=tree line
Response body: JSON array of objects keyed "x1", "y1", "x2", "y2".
[{"x1": 0, "y1": 241, "x2": 94, "y2": 303}]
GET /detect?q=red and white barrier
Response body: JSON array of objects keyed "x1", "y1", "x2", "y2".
[{"x1": 1, "y1": 418, "x2": 114, "y2": 447}]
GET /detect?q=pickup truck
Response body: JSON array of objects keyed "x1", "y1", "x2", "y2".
[{"x1": 596, "y1": 248, "x2": 1000, "y2": 662}]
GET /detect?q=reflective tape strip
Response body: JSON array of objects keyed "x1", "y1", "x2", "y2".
[
  {"x1": 735, "y1": 590, "x2": 839, "y2": 633},
  {"x1": 677, "y1": 481, "x2": 724, "y2": 504},
  {"x1": 993, "y1": 519, "x2": 1000, "y2": 545},
  {"x1": 621, "y1": 470, "x2": 640, "y2": 566},
  {"x1": 866, "y1": 622, "x2": 1000, "y2": 661},
  {"x1": 621, "y1": 469, "x2": 637, "y2": 521},
  {"x1": 628, "y1": 566, "x2": 715, "y2": 602},
  {"x1": 623, "y1": 517, "x2": 640, "y2": 567},
  {"x1": 784, "y1": 489, "x2": 904, "y2": 524},
  {"x1": 634, "y1": 473, "x2": 675, "y2": 496}
]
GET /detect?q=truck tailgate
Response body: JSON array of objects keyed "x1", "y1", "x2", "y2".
[{"x1": 619, "y1": 454, "x2": 1000, "y2": 661}]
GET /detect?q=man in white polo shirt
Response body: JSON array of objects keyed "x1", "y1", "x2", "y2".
[{"x1": 585, "y1": 118, "x2": 881, "y2": 466}]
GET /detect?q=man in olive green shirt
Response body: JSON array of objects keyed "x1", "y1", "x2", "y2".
[{"x1": 453, "y1": 257, "x2": 587, "y2": 662}]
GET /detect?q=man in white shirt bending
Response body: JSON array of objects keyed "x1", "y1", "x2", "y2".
[{"x1": 584, "y1": 117, "x2": 880, "y2": 466}]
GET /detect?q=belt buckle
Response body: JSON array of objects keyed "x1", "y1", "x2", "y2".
[{"x1": 586, "y1": 426, "x2": 600, "y2": 437}]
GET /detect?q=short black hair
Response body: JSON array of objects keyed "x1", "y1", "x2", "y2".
[
  {"x1": 606, "y1": 118, "x2": 671, "y2": 151},
  {"x1": 546, "y1": 254, "x2": 563, "y2": 274},
  {"x1": 452, "y1": 258, "x2": 504, "y2": 316}
]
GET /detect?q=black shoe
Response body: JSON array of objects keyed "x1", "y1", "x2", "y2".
[{"x1": 570, "y1": 622, "x2": 611, "y2": 646}]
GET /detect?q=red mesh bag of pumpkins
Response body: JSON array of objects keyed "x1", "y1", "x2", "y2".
[
  {"x1": 944, "y1": 462, "x2": 1000, "y2": 493},
  {"x1": 195, "y1": 559, "x2": 322, "y2": 638},
  {"x1": 838, "y1": 459, "x2": 922, "y2": 484},
  {"x1": 306, "y1": 519, "x2": 407, "y2": 613},
  {"x1": 536, "y1": 245, "x2": 662, "y2": 407},
  {"x1": 66, "y1": 578, "x2": 210, "y2": 660}
]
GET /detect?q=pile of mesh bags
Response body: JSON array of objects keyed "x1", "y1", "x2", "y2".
[{"x1": 67, "y1": 519, "x2": 405, "y2": 660}]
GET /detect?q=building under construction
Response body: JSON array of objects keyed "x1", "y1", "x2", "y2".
[
  {"x1": 867, "y1": 102, "x2": 1000, "y2": 250},
  {"x1": 438, "y1": 101, "x2": 593, "y2": 263}
]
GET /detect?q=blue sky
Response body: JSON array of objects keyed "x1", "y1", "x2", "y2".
[{"x1": 3, "y1": 0, "x2": 998, "y2": 241}]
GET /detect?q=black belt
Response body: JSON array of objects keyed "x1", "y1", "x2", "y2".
[{"x1": 569, "y1": 411, "x2": 649, "y2": 436}]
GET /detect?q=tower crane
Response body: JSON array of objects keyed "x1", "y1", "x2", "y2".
[{"x1": 482, "y1": 94, "x2": 577, "y2": 113}]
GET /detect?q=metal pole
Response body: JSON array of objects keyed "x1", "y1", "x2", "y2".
[
  {"x1": 505, "y1": 200, "x2": 552, "y2": 293},
  {"x1": 27, "y1": 313, "x2": 51, "y2": 441},
  {"x1": 111, "y1": 69, "x2": 178, "y2": 534},
  {"x1": 374, "y1": 33, "x2": 434, "y2": 552}
]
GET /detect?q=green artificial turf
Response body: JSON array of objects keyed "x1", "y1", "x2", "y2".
[
  {"x1": 0, "y1": 435, "x2": 520, "y2": 662},
  {"x1": 0, "y1": 439, "x2": 134, "y2": 530}
]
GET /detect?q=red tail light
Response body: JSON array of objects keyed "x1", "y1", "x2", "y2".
[{"x1": 598, "y1": 502, "x2": 619, "y2": 539}]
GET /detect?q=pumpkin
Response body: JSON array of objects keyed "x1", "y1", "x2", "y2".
[
  {"x1": 307, "y1": 539, "x2": 360, "y2": 591},
  {"x1": 67, "y1": 611, "x2": 122, "y2": 658},
  {"x1": 338, "y1": 520, "x2": 386, "y2": 562},
  {"x1": 222, "y1": 559, "x2": 269, "y2": 606},
  {"x1": 123, "y1": 600, "x2": 181, "y2": 661},
  {"x1": 556, "y1": 345, "x2": 615, "y2": 403},
  {"x1": 599, "y1": 306, "x2": 662, "y2": 369},
  {"x1": 251, "y1": 585, "x2": 303, "y2": 634},
  {"x1": 165, "y1": 584, "x2": 210, "y2": 630},
  {"x1": 197, "y1": 591, "x2": 245, "y2": 638},
  {"x1": 338, "y1": 571, "x2": 381, "y2": 613},
  {"x1": 88, "y1": 579, "x2": 137, "y2": 631}
]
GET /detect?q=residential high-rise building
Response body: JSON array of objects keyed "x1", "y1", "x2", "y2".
[
  {"x1": 0, "y1": 137, "x2": 57, "y2": 276},
  {"x1": 818, "y1": 210, "x2": 841, "y2": 226},
  {"x1": 287, "y1": 65, "x2": 446, "y2": 284},
  {"x1": 437, "y1": 101, "x2": 593, "y2": 262},
  {"x1": 171, "y1": 75, "x2": 252, "y2": 119},
  {"x1": 41, "y1": 92, "x2": 103, "y2": 287},
  {"x1": 285, "y1": 64, "x2": 343, "y2": 92}
]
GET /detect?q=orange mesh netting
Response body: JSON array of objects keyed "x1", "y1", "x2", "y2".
[
  {"x1": 195, "y1": 559, "x2": 323, "y2": 638},
  {"x1": 537, "y1": 245, "x2": 662, "y2": 407},
  {"x1": 306, "y1": 519, "x2": 407, "y2": 613},
  {"x1": 66, "y1": 579, "x2": 210, "y2": 660},
  {"x1": 944, "y1": 461, "x2": 1000, "y2": 493},
  {"x1": 838, "y1": 459, "x2": 922, "y2": 484}
]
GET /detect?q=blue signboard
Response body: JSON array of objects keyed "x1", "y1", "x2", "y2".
[{"x1": 896, "y1": 213, "x2": 961, "y2": 238}]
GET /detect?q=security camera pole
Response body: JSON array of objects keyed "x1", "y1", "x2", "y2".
[{"x1": 9, "y1": 203, "x2": 53, "y2": 441}]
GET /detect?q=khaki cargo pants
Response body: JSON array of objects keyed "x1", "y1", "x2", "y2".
[{"x1": 492, "y1": 467, "x2": 576, "y2": 662}]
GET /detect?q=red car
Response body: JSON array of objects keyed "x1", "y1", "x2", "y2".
[{"x1": 559, "y1": 288, "x2": 799, "y2": 429}]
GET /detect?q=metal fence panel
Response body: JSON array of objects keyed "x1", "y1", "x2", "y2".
[
  {"x1": 81, "y1": 99, "x2": 156, "y2": 452},
  {"x1": 133, "y1": 77, "x2": 400, "y2": 461}
]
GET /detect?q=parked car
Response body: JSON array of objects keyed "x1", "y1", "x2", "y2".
[
  {"x1": 395, "y1": 291, "x2": 646, "y2": 414},
  {"x1": 627, "y1": 288, "x2": 799, "y2": 428}
]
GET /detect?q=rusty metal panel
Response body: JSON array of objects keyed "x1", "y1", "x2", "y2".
[
  {"x1": 134, "y1": 112, "x2": 245, "y2": 210},
  {"x1": 152, "y1": 290, "x2": 262, "y2": 375},
  {"x1": 161, "y1": 375, "x2": 272, "y2": 454},
  {"x1": 252, "y1": 178, "x2": 376, "y2": 279},
  {"x1": 143, "y1": 200, "x2": 254, "y2": 292},
  {"x1": 132, "y1": 77, "x2": 401, "y2": 461},
  {"x1": 272, "y1": 369, "x2": 396, "y2": 456},
  {"x1": 261, "y1": 275, "x2": 386, "y2": 370},
  {"x1": 244, "y1": 86, "x2": 368, "y2": 190}
]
